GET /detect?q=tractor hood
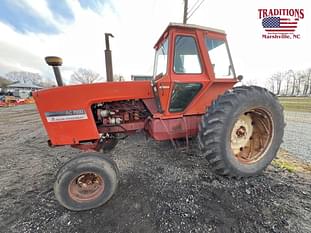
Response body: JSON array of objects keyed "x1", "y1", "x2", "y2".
[{"x1": 33, "y1": 81, "x2": 153, "y2": 145}]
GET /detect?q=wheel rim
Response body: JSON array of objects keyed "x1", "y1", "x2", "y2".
[
  {"x1": 230, "y1": 108, "x2": 274, "y2": 164},
  {"x1": 68, "y1": 172, "x2": 105, "y2": 202}
]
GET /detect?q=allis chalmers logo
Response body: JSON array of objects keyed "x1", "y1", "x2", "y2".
[{"x1": 259, "y1": 9, "x2": 304, "y2": 39}]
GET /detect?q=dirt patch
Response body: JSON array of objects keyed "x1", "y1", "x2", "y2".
[{"x1": 0, "y1": 105, "x2": 311, "y2": 233}]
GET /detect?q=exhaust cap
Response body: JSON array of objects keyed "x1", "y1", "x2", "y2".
[{"x1": 45, "y1": 56, "x2": 63, "y2": 66}]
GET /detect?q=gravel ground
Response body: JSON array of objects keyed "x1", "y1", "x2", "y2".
[
  {"x1": 283, "y1": 111, "x2": 311, "y2": 162},
  {"x1": 0, "y1": 104, "x2": 311, "y2": 233}
]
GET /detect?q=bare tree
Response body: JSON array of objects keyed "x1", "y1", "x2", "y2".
[
  {"x1": 284, "y1": 70, "x2": 292, "y2": 96},
  {"x1": 267, "y1": 76, "x2": 275, "y2": 94},
  {"x1": 272, "y1": 72, "x2": 283, "y2": 95},
  {"x1": 5, "y1": 71, "x2": 43, "y2": 85},
  {"x1": 303, "y1": 68, "x2": 311, "y2": 95},
  {"x1": 296, "y1": 71, "x2": 307, "y2": 96},
  {"x1": 70, "y1": 68, "x2": 102, "y2": 84},
  {"x1": 266, "y1": 72, "x2": 283, "y2": 95},
  {"x1": 0, "y1": 76, "x2": 11, "y2": 88},
  {"x1": 267, "y1": 68, "x2": 311, "y2": 96},
  {"x1": 288, "y1": 70, "x2": 296, "y2": 96}
]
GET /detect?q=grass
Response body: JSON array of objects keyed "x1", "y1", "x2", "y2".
[
  {"x1": 278, "y1": 96, "x2": 311, "y2": 112},
  {"x1": 272, "y1": 159, "x2": 296, "y2": 173},
  {"x1": 273, "y1": 149, "x2": 311, "y2": 173}
]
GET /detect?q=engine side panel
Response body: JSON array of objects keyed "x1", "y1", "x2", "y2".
[{"x1": 33, "y1": 81, "x2": 153, "y2": 145}]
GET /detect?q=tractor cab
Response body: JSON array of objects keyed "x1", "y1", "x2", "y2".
[{"x1": 152, "y1": 23, "x2": 237, "y2": 117}]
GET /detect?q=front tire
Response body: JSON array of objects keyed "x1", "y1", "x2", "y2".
[
  {"x1": 54, "y1": 153, "x2": 119, "y2": 211},
  {"x1": 198, "y1": 86, "x2": 284, "y2": 177}
]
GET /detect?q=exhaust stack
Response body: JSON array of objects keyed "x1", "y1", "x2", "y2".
[
  {"x1": 45, "y1": 56, "x2": 64, "y2": 86},
  {"x1": 105, "y1": 33, "x2": 114, "y2": 82}
]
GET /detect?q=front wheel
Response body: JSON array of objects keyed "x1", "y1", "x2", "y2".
[
  {"x1": 198, "y1": 86, "x2": 284, "y2": 177},
  {"x1": 54, "y1": 153, "x2": 119, "y2": 211}
]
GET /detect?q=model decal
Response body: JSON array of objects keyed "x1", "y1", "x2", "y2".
[{"x1": 45, "y1": 110, "x2": 88, "y2": 122}]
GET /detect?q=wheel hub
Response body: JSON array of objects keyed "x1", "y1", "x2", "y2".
[
  {"x1": 230, "y1": 109, "x2": 273, "y2": 164},
  {"x1": 236, "y1": 126, "x2": 246, "y2": 137},
  {"x1": 68, "y1": 172, "x2": 105, "y2": 202},
  {"x1": 231, "y1": 114, "x2": 253, "y2": 154}
]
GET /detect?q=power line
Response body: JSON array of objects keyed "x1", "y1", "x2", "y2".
[
  {"x1": 187, "y1": 0, "x2": 205, "y2": 20},
  {"x1": 187, "y1": 0, "x2": 201, "y2": 16}
]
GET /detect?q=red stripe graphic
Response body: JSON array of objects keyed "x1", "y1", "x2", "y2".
[
  {"x1": 279, "y1": 26, "x2": 297, "y2": 28},
  {"x1": 280, "y1": 22, "x2": 297, "y2": 24},
  {"x1": 268, "y1": 32, "x2": 294, "y2": 34},
  {"x1": 266, "y1": 29, "x2": 295, "y2": 32}
]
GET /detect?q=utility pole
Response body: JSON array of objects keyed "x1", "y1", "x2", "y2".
[{"x1": 183, "y1": 0, "x2": 188, "y2": 24}]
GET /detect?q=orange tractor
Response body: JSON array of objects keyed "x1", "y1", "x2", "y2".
[{"x1": 34, "y1": 23, "x2": 284, "y2": 211}]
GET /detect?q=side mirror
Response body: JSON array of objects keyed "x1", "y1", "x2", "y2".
[
  {"x1": 154, "y1": 72, "x2": 163, "y2": 80},
  {"x1": 237, "y1": 75, "x2": 243, "y2": 82}
]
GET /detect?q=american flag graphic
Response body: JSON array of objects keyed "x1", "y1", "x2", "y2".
[{"x1": 262, "y1": 17, "x2": 298, "y2": 33}]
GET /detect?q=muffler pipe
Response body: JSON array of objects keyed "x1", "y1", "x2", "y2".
[
  {"x1": 105, "y1": 33, "x2": 114, "y2": 82},
  {"x1": 45, "y1": 56, "x2": 64, "y2": 86}
]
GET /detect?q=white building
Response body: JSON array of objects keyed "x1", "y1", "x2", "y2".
[{"x1": 6, "y1": 82, "x2": 43, "y2": 98}]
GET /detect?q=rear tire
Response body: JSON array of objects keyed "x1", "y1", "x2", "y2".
[
  {"x1": 54, "y1": 153, "x2": 119, "y2": 211},
  {"x1": 198, "y1": 86, "x2": 284, "y2": 177}
]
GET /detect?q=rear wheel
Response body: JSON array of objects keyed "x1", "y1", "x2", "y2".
[
  {"x1": 198, "y1": 86, "x2": 284, "y2": 177},
  {"x1": 54, "y1": 153, "x2": 119, "y2": 211}
]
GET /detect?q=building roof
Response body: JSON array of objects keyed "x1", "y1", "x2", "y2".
[{"x1": 7, "y1": 82, "x2": 43, "y2": 89}]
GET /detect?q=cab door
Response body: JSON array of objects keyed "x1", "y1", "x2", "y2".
[
  {"x1": 153, "y1": 36, "x2": 172, "y2": 113},
  {"x1": 167, "y1": 32, "x2": 209, "y2": 115}
]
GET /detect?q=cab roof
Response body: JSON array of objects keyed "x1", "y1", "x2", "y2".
[
  {"x1": 154, "y1": 23, "x2": 226, "y2": 48},
  {"x1": 168, "y1": 23, "x2": 226, "y2": 34}
]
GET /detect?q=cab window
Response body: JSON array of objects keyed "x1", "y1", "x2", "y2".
[
  {"x1": 205, "y1": 37, "x2": 234, "y2": 78},
  {"x1": 153, "y1": 38, "x2": 168, "y2": 78},
  {"x1": 174, "y1": 36, "x2": 202, "y2": 74},
  {"x1": 169, "y1": 83, "x2": 202, "y2": 112}
]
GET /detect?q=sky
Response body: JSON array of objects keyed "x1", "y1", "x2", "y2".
[{"x1": 0, "y1": 0, "x2": 310, "y2": 86}]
